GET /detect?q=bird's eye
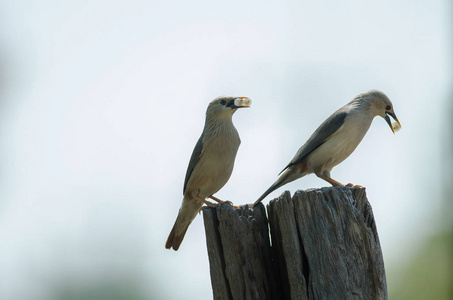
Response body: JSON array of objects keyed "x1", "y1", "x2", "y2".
[
  {"x1": 385, "y1": 105, "x2": 391, "y2": 110},
  {"x1": 220, "y1": 99, "x2": 226, "y2": 105}
]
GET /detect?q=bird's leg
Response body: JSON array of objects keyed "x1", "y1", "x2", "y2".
[
  {"x1": 317, "y1": 174, "x2": 362, "y2": 188},
  {"x1": 209, "y1": 195, "x2": 238, "y2": 209},
  {"x1": 317, "y1": 175, "x2": 345, "y2": 186},
  {"x1": 209, "y1": 195, "x2": 226, "y2": 203},
  {"x1": 193, "y1": 195, "x2": 219, "y2": 208}
]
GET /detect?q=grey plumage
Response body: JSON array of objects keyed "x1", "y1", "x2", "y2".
[
  {"x1": 254, "y1": 89, "x2": 401, "y2": 207},
  {"x1": 166, "y1": 96, "x2": 251, "y2": 251}
]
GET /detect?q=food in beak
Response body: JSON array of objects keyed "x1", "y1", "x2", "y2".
[
  {"x1": 234, "y1": 97, "x2": 252, "y2": 107},
  {"x1": 392, "y1": 121, "x2": 401, "y2": 132}
]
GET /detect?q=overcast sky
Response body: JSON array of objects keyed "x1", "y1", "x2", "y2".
[{"x1": 0, "y1": 0, "x2": 450, "y2": 299}]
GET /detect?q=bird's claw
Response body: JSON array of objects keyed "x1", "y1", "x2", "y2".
[
  {"x1": 227, "y1": 201, "x2": 239, "y2": 209},
  {"x1": 219, "y1": 200, "x2": 239, "y2": 209},
  {"x1": 346, "y1": 183, "x2": 363, "y2": 188},
  {"x1": 209, "y1": 196, "x2": 238, "y2": 208}
]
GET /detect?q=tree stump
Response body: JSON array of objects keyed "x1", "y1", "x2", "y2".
[{"x1": 202, "y1": 187, "x2": 387, "y2": 300}]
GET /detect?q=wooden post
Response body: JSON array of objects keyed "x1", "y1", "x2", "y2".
[{"x1": 202, "y1": 187, "x2": 388, "y2": 300}]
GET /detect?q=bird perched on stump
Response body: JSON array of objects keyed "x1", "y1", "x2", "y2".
[
  {"x1": 166, "y1": 96, "x2": 251, "y2": 251},
  {"x1": 254, "y1": 89, "x2": 401, "y2": 207}
]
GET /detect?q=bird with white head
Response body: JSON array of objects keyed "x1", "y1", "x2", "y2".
[{"x1": 253, "y1": 89, "x2": 401, "y2": 207}]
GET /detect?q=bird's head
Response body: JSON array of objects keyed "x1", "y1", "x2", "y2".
[
  {"x1": 363, "y1": 89, "x2": 402, "y2": 134},
  {"x1": 207, "y1": 96, "x2": 251, "y2": 119}
]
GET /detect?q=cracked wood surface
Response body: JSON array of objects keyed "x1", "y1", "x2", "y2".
[{"x1": 202, "y1": 187, "x2": 387, "y2": 300}]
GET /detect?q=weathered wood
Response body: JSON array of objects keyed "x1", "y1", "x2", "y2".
[
  {"x1": 202, "y1": 187, "x2": 387, "y2": 300},
  {"x1": 286, "y1": 187, "x2": 388, "y2": 300},
  {"x1": 203, "y1": 203, "x2": 279, "y2": 300}
]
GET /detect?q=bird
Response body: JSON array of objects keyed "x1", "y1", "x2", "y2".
[
  {"x1": 166, "y1": 96, "x2": 251, "y2": 251},
  {"x1": 253, "y1": 89, "x2": 401, "y2": 207}
]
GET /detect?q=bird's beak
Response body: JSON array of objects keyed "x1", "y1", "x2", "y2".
[
  {"x1": 385, "y1": 111, "x2": 401, "y2": 134},
  {"x1": 228, "y1": 97, "x2": 252, "y2": 109}
]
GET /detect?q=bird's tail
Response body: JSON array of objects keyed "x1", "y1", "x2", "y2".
[
  {"x1": 165, "y1": 196, "x2": 203, "y2": 251},
  {"x1": 253, "y1": 168, "x2": 299, "y2": 207}
]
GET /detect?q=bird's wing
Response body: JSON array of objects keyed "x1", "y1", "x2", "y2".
[
  {"x1": 280, "y1": 110, "x2": 347, "y2": 174},
  {"x1": 183, "y1": 135, "x2": 204, "y2": 194}
]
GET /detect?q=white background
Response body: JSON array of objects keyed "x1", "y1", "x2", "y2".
[{"x1": 0, "y1": 0, "x2": 451, "y2": 299}]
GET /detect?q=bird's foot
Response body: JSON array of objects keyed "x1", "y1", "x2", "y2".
[
  {"x1": 194, "y1": 196, "x2": 219, "y2": 208},
  {"x1": 209, "y1": 196, "x2": 239, "y2": 209},
  {"x1": 345, "y1": 183, "x2": 363, "y2": 188},
  {"x1": 229, "y1": 202, "x2": 240, "y2": 209},
  {"x1": 221, "y1": 200, "x2": 238, "y2": 209}
]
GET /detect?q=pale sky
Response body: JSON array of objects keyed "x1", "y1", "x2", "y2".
[{"x1": 0, "y1": 0, "x2": 450, "y2": 299}]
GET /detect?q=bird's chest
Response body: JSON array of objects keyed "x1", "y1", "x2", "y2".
[
  {"x1": 310, "y1": 117, "x2": 371, "y2": 170},
  {"x1": 190, "y1": 130, "x2": 240, "y2": 196},
  {"x1": 201, "y1": 136, "x2": 240, "y2": 172}
]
